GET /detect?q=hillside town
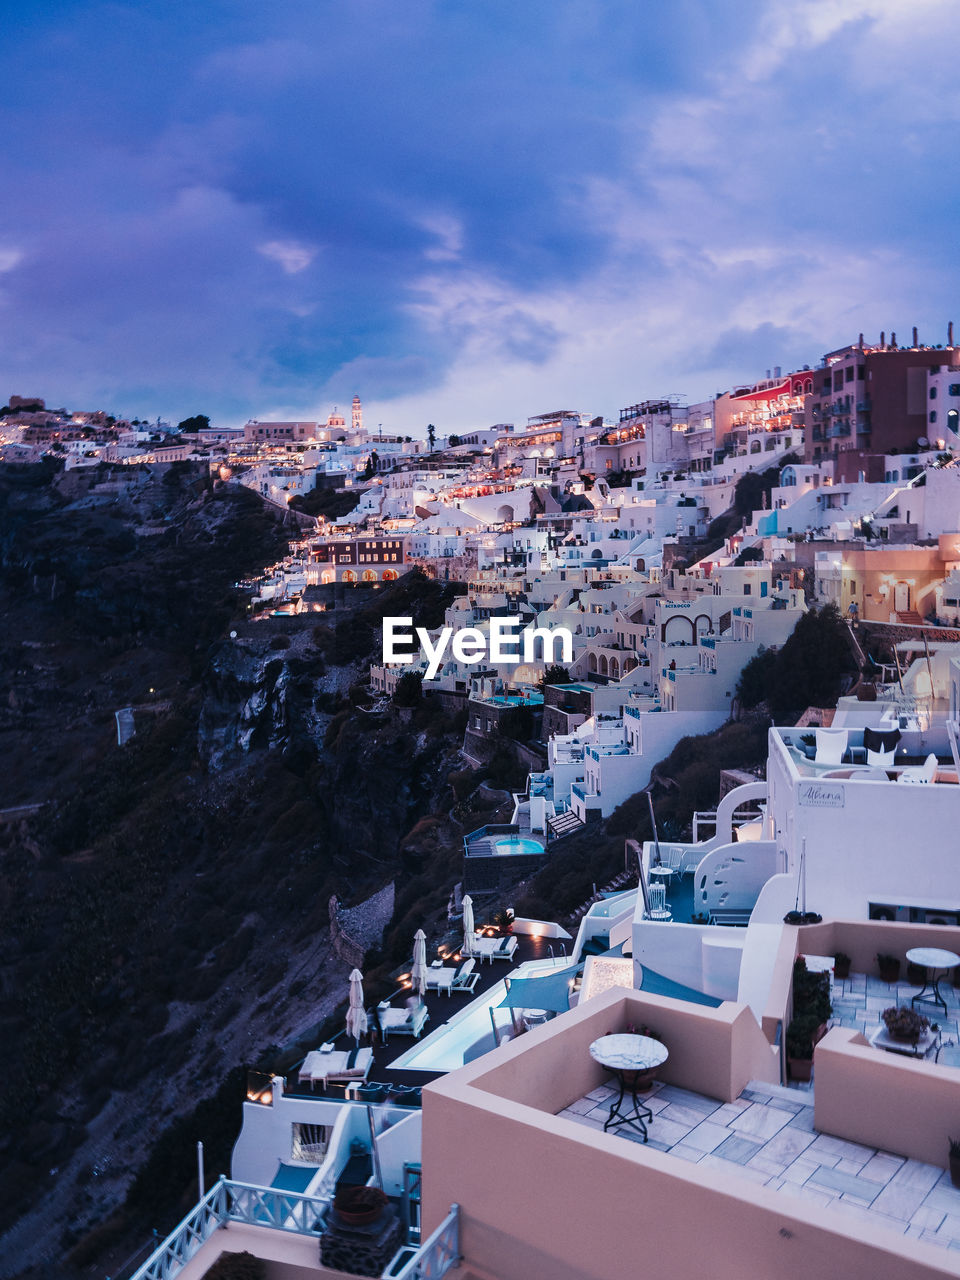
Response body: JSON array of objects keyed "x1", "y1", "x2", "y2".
[{"x1": 6, "y1": 329, "x2": 960, "y2": 1279}]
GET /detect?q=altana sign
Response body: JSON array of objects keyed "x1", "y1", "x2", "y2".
[{"x1": 383, "y1": 617, "x2": 574, "y2": 680}]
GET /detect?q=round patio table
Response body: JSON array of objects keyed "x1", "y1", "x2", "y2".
[
  {"x1": 589, "y1": 1033, "x2": 668, "y2": 1142},
  {"x1": 907, "y1": 947, "x2": 960, "y2": 1014}
]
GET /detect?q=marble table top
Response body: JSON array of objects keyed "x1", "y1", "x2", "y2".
[
  {"x1": 590, "y1": 1033, "x2": 668, "y2": 1072},
  {"x1": 906, "y1": 947, "x2": 960, "y2": 970}
]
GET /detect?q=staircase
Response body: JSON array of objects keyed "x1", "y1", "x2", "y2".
[{"x1": 896, "y1": 610, "x2": 923, "y2": 626}]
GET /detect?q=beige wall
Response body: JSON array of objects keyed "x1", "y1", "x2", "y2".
[
  {"x1": 422, "y1": 988, "x2": 957, "y2": 1280},
  {"x1": 815, "y1": 1027, "x2": 960, "y2": 1171},
  {"x1": 469, "y1": 988, "x2": 778, "y2": 1116},
  {"x1": 791, "y1": 920, "x2": 960, "y2": 978}
]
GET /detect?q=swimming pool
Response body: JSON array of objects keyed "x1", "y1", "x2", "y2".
[
  {"x1": 495, "y1": 837, "x2": 544, "y2": 856},
  {"x1": 391, "y1": 959, "x2": 565, "y2": 1073}
]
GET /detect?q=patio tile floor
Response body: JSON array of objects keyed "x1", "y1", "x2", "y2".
[{"x1": 558, "y1": 1077, "x2": 960, "y2": 1257}]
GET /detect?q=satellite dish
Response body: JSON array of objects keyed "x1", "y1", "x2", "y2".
[
  {"x1": 918, "y1": 436, "x2": 929, "y2": 447},
  {"x1": 230, "y1": 630, "x2": 237, "y2": 639}
]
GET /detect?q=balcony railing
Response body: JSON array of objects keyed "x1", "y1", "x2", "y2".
[
  {"x1": 130, "y1": 1179, "x2": 461, "y2": 1280},
  {"x1": 130, "y1": 1179, "x2": 329, "y2": 1280},
  {"x1": 387, "y1": 1203, "x2": 461, "y2": 1279}
]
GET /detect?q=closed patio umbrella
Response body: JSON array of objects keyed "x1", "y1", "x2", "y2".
[
  {"x1": 346, "y1": 968, "x2": 368, "y2": 1044},
  {"x1": 462, "y1": 894, "x2": 476, "y2": 957},
  {"x1": 411, "y1": 928, "x2": 427, "y2": 997}
]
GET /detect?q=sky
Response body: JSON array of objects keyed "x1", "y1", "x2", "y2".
[{"x1": 1, "y1": 0, "x2": 958, "y2": 434}]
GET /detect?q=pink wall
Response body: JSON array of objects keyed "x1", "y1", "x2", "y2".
[
  {"x1": 815, "y1": 1027, "x2": 960, "y2": 1170},
  {"x1": 422, "y1": 989, "x2": 956, "y2": 1279}
]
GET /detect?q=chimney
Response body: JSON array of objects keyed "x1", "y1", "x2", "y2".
[
  {"x1": 765, "y1": 369, "x2": 770, "y2": 381},
  {"x1": 774, "y1": 366, "x2": 781, "y2": 378},
  {"x1": 858, "y1": 332, "x2": 864, "y2": 348},
  {"x1": 913, "y1": 326, "x2": 918, "y2": 348},
  {"x1": 949, "y1": 321, "x2": 955, "y2": 347},
  {"x1": 891, "y1": 331, "x2": 897, "y2": 349},
  {"x1": 880, "y1": 331, "x2": 885, "y2": 348}
]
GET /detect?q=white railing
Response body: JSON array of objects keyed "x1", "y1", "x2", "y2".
[
  {"x1": 386, "y1": 1203, "x2": 461, "y2": 1279},
  {"x1": 130, "y1": 1178, "x2": 329, "y2": 1280}
]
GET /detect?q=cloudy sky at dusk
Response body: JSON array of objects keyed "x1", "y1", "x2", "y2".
[{"x1": 1, "y1": 0, "x2": 958, "y2": 434}]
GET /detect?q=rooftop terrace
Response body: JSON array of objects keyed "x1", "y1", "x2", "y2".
[{"x1": 559, "y1": 1077, "x2": 960, "y2": 1256}]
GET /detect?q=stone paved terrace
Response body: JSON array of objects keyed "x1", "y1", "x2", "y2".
[
  {"x1": 830, "y1": 970, "x2": 960, "y2": 1045},
  {"x1": 559, "y1": 1079, "x2": 960, "y2": 1256}
]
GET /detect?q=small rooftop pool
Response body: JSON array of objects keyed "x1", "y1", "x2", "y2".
[{"x1": 495, "y1": 837, "x2": 544, "y2": 856}]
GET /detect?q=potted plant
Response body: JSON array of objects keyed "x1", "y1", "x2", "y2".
[
  {"x1": 623, "y1": 1022, "x2": 664, "y2": 1091},
  {"x1": 950, "y1": 1138, "x2": 960, "y2": 1189},
  {"x1": 492, "y1": 907, "x2": 514, "y2": 935},
  {"x1": 877, "y1": 953, "x2": 901, "y2": 983},
  {"x1": 906, "y1": 959, "x2": 926, "y2": 986},
  {"x1": 882, "y1": 1006, "x2": 930, "y2": 1044},
  {"x1": 786, "y1": 1014, "x2": 821, "y2": 1081},
  {"x1": 793, "y1": 959, "x2": 832, "y2": 1030},
  {"x1": 833, "y1": 951, "x2": 851, "y2": 981},
  {"x1": 333, "y1": 1184, "x2": 389, "y2": 1226}
]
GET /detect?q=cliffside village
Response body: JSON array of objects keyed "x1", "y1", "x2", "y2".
[{"x1": 14, "y1": 332, "x2": 960, "y2": 1277}]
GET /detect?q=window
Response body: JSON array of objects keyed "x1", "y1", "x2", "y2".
[
  {"x1": 930, "y1": 411, "x2": 937, "y2": 424},
  {"x1": 846, "y1": 366, "x2": 854, "y2": 382},
  {"x1": 930, "y1": 386, "x2": 938, "y2": 399},
  {"x1": 950, "y1": 384, "x2": 960, "y2": 397},
  {"x1": 744, "y1": 584, "x2": 751, "y2": 595},
  {"x1": 857, "y1": 365, "x2": 865, "y2": 379},
  {"x1": 850, "y1": 580, "x2": 856, "y2": 595}
]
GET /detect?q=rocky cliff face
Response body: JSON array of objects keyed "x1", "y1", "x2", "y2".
[{"x1": 0, "y1": 466, "x2": 471, "y2": 1276}]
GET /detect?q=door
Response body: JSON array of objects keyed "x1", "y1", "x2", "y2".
[{"x1": 894, "y1": 582, "x2": 910, "y2": 612}]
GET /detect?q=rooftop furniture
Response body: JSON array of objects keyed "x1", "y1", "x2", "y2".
[
  {"x1": 378, "y1": 1001, "x2": 429, "y2": 1042},
  {"x1": 589, "y1": 1033, "x2": 669, "y2": 1143},
  {"x1": 815, "y1": 727, "x2": 848, "y2": 765},
  {"x1": 644, "y1": 881, "x2": 672, "y2": 922},
  {"x1": 451, "y1": 957, "x2": 479, "y2": 992},
  {"x1": 898, "y1": 753, "x2": 938, "y2": 784},
  {"x1": 907, "y1": 946, "x2": 960, "y2": 1015},
  {"x1": 868, "y1": 1024, "x2": 938, "y2": 1059},
  {"x1": 864, "y1": 725, "x2": 901, "y2": 767},
  {"x1": 299, "y1": 1046, "x2": 373, "y2": 1090},
  {"x1": 425, "y1": 966, "x2": 456, "y2": 996},
  {"x1": 473, "y1": 934, "x2": 519, "y2": 964}
]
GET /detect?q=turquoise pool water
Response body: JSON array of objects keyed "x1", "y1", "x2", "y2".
[{"x1": 495, "y1": 837, "x2": 544, "y2": 856}]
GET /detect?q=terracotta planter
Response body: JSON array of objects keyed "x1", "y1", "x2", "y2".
[
  {"x1": 878, "y1": 962, "x2": 900, "y2": 984},
  {"x1": 950, "y1": 1155, "x2": 960, "y2": 1190},
  {"x1": 788, "y1": 1057, "x2": 813, "y2": 1082},
  {"x1": 333, "y1": 1187, "x2": 388, "y2": 1226},
  {"x1": 833, "y1": 958, "x2": 851, "y2": 981},
  {"x1": 623, "y1": 1066, "x2": 659, "y2": 1093},
  {"x1": 906, "y1": 962, "x2": 926, "y2": 986}
]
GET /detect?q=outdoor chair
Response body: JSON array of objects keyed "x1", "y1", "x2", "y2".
[
  {"x1": 898, "y1": 753, "x2": 938, "y2": 784},
  {"x1": 326, "y1": 1047, "x2": 373, "y2": 1086},
  {"x1": 451, "y1": 957, "x2": 479, "y2": 992},
  {"x1": 814, "y1": 727, "x2": 848, "y2": 765},
  {"x1": 864, "y1": 725, "x2": 901, "y2": 767}
]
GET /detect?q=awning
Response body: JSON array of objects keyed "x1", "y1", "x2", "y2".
[{"x1": 498, "y1": 966, "x2": 579, "y2": 1013}]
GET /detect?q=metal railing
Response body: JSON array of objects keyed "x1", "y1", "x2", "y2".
[
  {"x1": 130, "y1": 1178, "x2": 329, "y2": 1280},
  {"x1": 386, "y1": 1204, "x2": 461, "y2": 1279}
]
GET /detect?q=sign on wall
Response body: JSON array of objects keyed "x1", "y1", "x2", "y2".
[{"x1": 798, "y1": 782, "x2": 845, "y2": 809}]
